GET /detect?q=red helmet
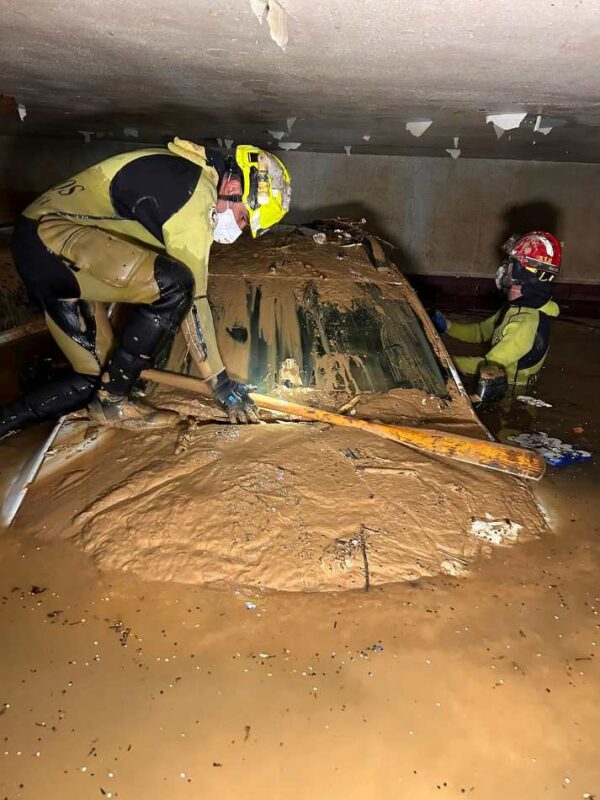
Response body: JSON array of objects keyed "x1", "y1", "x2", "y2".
[{"x1": 505, "y1": 231, "x2": 562, "y2": 281}]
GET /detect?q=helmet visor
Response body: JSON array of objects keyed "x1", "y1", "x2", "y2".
[{"x1": 521, "y1": 256, "x2": 560, "y2": 275}]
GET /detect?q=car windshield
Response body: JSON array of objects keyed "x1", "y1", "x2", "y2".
[
  {"x1": 202, "y1": 277, "x2": 449, "y2": 398},
  {"x1": 162, "y1": 233, "x2": 450, "y2": 400},
  {"x1": 251, "y1": 281, "x2": 448, "y2": 396}
]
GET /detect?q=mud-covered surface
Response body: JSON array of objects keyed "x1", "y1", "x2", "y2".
[
  {"x1": 8, "y1": 403, "x2": 545, "y2": 591},
  {"x1": 1, "y1": 221, "x2": 599, "y2": 794},
  {"x1": 1, "y1": 228, "x2": 548, "y2": 591},
  {"x1": 0, "y1": 234, "x2": 37, "y2": 331},
  {"x1": 1, "y1": 374, "x2": 544, "y2": 592},
  {"x1": 0, "y1": 318, "x2": 599, "y2": 798}
]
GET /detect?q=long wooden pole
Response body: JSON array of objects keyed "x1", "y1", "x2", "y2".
[{"x1": 141, "y1": 368, "x2": 546, "y2": 481}]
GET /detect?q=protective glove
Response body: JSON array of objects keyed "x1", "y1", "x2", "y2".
[
  {"x1": 429, "y1": 310, "x2": 450, "y2": 334},
  {"x1": 473, "y1": 364, "x2": 508, "y2": 406},
  {"x1": 209, "y1": 370, "x2": 260, "y2": 424}
]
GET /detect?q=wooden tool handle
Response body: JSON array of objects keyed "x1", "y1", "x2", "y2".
[{"x1": 141, "y1": 368, "x2": 546, "y2": 481}]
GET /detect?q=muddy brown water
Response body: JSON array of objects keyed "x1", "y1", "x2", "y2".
[{"x1": 0, "y1": 318, "x2": 598, "y2": 799}]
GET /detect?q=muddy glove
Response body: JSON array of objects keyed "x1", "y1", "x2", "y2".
[
  {"x1": 473, "y1": 365, "x2": 508, "y2": 406},
  {"x1": 429, "y1": 310, "x2": 449, "y2": 334},
  {"x1": 209, "y1": 370, "x2": 260, "y2": 424}
]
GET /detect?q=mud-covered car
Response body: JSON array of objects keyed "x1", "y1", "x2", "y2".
[{"x1": 7, "y1": 222, "x2": 547, "y2": 591}]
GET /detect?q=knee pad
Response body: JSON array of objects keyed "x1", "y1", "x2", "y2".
[
  {"x1": 153, "y1": 255, "x2": 195, "y2": 321},
  {"x1": 101, "y1": 257, "x2": 194, "y2": 397},
  {"x1": 118, "y1": 256, "x2": 194, "y2": 356}
]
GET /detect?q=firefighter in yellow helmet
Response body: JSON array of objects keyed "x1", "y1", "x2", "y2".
[{"x1": 1, "y1": 139, "x2": 291, "y2": 438}]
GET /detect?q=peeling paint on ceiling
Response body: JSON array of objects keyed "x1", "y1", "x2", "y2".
[
  {"x1": 486, "y1": 113, "x2": 528, "y2": 132},
  {"x1": 1, "y1": 0, "x2": 599, "y2": 162},
  {"x1": 406, "y1": 120, "x2": 433, "y2": 138}
]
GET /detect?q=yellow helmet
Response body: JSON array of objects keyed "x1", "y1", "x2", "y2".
[{"x1": 235, "y1": 145, "x2": 292, "y2": 238}]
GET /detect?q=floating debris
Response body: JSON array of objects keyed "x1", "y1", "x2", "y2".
[
  {"x1": 108, "y1": 619, "x2": 131, "y2": 647},
  {"x1": 469, "y1": 515, "x2": 522, "y2": 545},
  {"x1": 508, "y1": 432, "x2": 592, "y2": 466},
  {"x1": 516, "y1": 395, "x2": 552, "y2": 408},
  {"x1": 441, "y1": 558, "x2": 470, "y2": 577}
]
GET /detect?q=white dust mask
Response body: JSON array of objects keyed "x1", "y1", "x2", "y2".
[
  {"x1": 495, "y1": 260, "x2": 513, "y2": 290},
  {"x1": 213, "y1": 208, "x2": 243, "y2": 244}
]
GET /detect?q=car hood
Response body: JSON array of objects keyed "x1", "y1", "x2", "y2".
[{"x1": 27, "y1": 410, "x2": 547, "y2": 592}]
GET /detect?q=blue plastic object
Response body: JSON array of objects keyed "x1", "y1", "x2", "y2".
[
  {"x1": 508, "y1": 431, "x2": 592, "y2": 468},
  {"x1": 542, "y1": 449, "x2": 592, "y2": 467}
]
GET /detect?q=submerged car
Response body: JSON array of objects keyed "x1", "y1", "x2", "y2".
[{"x1": 2, "y1": 221, "x2": 547, "y2": 591}]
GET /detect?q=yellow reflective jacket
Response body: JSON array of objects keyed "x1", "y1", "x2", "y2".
[
  {"x1": 448, "y1": 300, "x2": 560, "y2": 387},
  {"x1": 24, "y1": 138, "x2": 225, "y2": 378}
]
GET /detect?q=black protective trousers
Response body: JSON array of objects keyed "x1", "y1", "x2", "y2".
[{"x1": 0, "y1": 217, "x2": 194, "y2": 438}]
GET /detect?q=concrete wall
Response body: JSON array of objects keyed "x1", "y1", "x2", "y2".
[
  {"x1": 2, "y1": 136, "x2": 599, "y2": 283},
  {"x1": 283, "y1": 151, "x2": 600, "y2": 284},
  {"x1": 0, "y1": 135, "x2": 139, "y2": 223}
]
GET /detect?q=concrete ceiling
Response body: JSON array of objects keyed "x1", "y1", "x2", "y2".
[{"x1": 1, "y1": 0, "x2": 600, "y2": 162}]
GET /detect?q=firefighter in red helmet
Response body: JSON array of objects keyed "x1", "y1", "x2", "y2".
[{"x1": 431, "y1": 232, "x2": 562, "y2": 402}]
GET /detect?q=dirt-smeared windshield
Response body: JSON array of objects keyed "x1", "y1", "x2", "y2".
[
  {"x1": 233, "y1": 280, "x2": 449, "y2": 396},
  {"x1": 173, "y1": 275, "x2": 448, "y2": 398},
  {"x1": 164, "y1": 231, "x2": 450, "y2": 399}
]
